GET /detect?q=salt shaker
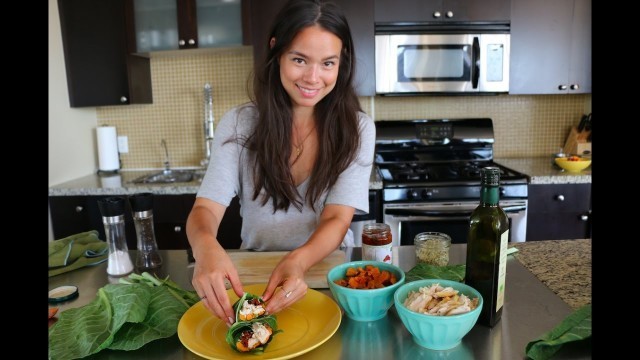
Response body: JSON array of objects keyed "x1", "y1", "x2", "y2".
[
  {"x1": 97, "y1": 197, "x2": 134, "y2": 277},
  {"x1": 129, "y1": 193, "x2": 163, "y2": 270}
]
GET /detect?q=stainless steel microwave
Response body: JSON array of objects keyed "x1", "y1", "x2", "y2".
[{"x1": 375, "y1": 33, "x2": 510, "y2": 94}]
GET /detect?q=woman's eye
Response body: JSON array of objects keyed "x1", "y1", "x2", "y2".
[
  {"x1": 293, "y1": 57, "x2": 305, "y2": 64},
  {"x1": 324, "y1": 61, "x2": 336, "y2": 68}
]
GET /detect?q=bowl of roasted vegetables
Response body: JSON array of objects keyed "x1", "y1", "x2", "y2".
[
  {"x1": 327, "y1": 261, "x2": 405, "y2": 321},
  {"x1": 555, "y1": 156, "x2": 591, "y2": 172}
]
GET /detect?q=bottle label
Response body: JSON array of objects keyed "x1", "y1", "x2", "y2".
[
  {"x1": 495, "y1": 229, "x2": 509, "y2": 312},
  {"x1": 362, "y1": 243, "x2": 392, "y2": 263}
]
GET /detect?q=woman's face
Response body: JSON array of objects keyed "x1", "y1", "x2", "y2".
[{"x1": 278, "y1": 25, "x2": 342, "y2": 110}]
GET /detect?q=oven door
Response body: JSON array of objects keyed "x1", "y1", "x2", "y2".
[{"x1": 383, "y1": 199, "x2": 527, "y2": 246}]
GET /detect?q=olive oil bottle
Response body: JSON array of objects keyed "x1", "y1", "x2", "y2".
[{"x1": 466, "y1": 167, "x2": 509, "y2": 327}]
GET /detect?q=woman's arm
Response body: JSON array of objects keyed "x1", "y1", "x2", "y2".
[
  {"x1": 261, "y1": 203, "x2": 354, "y2": 314},
  {"x1": 187, "y1": 197, "x2": 244, "y2": 326}
]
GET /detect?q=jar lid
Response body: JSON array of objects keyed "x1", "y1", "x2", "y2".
[{"x1": 48, "y1": 285, "x2": 79, "y2": 304}]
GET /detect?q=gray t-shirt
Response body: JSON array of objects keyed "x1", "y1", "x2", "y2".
[{"x1": 197, "y1": 103, "x2": 376, "y2": 250}]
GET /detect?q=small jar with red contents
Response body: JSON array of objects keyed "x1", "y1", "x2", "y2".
[{"x1": 362, "y1": 223, "x2": 393, "y2": 263}]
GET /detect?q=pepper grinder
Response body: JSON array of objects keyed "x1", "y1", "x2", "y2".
[
  {"x1": 97, "y1": 197, "x2": 134, "y2": 277},
  {"x1": 129, "y1": 193, "x2": 163, "y2": 270}
]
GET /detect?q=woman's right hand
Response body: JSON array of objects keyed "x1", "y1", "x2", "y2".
[
  {"x1": 187, "y1": 198, "x2": 244, "y2": 326},
  {"x1": 191, "y1": 248, "x2": 244, "y2": 327}
]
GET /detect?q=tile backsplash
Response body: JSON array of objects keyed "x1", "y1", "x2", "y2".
[{"x1": 97, "y1": 48, "x2": 591, "y2": 169}]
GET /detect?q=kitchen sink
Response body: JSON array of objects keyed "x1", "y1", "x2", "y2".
[{"x1": 131, "y1": 169, "x2": 203, "y2": 184}]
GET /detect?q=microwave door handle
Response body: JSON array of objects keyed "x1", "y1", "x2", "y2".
[{"x1": 472, "y1": 36, "x2": 480, "y2": 89}]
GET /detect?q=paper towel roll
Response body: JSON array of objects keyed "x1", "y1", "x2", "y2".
[
  {"x1": 97, "y1": 126, "x2": 120, "y2": 172},
  {"x1": 100, "y1": 174, "x2": 122, "y2": 188}
]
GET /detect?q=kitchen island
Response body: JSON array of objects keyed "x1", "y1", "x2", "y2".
[{"x1": 49, "y1": 240, "x2": 591, "y2": 359}]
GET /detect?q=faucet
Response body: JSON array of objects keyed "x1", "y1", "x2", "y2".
[
  {"x1": 201, "y1": 83, "x2": 215, "y2": 167},
  {"x1": 161, "y1": 139, "x2": 171, "y2": 172}
]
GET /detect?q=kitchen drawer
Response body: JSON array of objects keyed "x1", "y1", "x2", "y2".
[
  {"x1": 527, "y1": 183, "x2": 591, "y2": 213},
  {"x1": 527, "y1": 212, "x2": 591, "y2": 241},
  {"x1": 155, "y1": 222, "x2": 190, "y2": 250}
]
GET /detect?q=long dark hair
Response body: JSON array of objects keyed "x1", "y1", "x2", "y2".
[{"x1": 244, "y1": 0, "x2": 362, "y2": 212}]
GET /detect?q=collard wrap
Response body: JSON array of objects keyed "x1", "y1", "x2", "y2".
[
  {"x1": 225, "y1": 315, "x2": 281, "y2": 353},
  {"x1": 226, "y1": 292, "x2": 282, "y2": 353}
]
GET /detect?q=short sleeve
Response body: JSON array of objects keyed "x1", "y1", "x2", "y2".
[{"x1": 324, "y1": 112, "x2": 376, "y2": 215}]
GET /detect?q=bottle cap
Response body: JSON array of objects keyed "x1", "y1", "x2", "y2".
[
  {"x1": 480, "y1": 167, "x2": 501, "y2": 186},
  {"x1": 129, "y1": 192, "x2": 154, "y2": 212},
  {"x1": 97, "y1": 197, "x2": 126, "y2": 217}
]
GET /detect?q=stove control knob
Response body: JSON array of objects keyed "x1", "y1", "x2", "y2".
[
  {"x1": 407, "y1": 190, "x2": 419, "y2": 199},
  {"x1": 421, "y1": 189, "x2": 433, "y2": 199}
]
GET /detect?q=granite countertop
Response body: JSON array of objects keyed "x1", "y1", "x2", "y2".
[
  {"x1": 49, "y1": 166, "x2": 383, "y2": 196},
  {"x1": 509, "y1": 239, "x2": 591, "y2": 310},
  {"x1": 495, "y1": 157, "x2": 591, "y2": 184}
]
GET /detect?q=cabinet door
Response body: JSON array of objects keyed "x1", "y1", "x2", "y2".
[
  {"x1": 248, "y1": 0, "x2": 375, "y2": 96},
  {"x1": 568, "y1": 0, "x2": 591, "y2": 93},
  {"x1": 58, "y1": 0, "x2": 152, "y2": 107},
  {"x1": 374, "y1": 0, "x2": 509, "y2": 23},
  {"x1": 132, "y1": 0, "x2": 244, "y2": 51},
  {"x1": 510, "y1": 0, "x2": 591, "y2": 94},
  {"x1": 49, "y1": 196, "x2": 138, "y2": 248},
  {"x1": 526, "y1": 184, "x2": 591, "y2": 241}
]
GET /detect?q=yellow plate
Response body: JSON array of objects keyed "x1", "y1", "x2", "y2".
[{"x1": 178, "y1": 284, "x2": 342, "y2": 360}]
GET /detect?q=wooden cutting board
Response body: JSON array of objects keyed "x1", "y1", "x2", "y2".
[{"x1": 227, "y1": 250, "x2": 345, "y2": 288}]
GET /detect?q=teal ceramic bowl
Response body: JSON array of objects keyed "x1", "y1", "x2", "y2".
[
  {"x1": 327, "y1": 260, "x2": 405, "y2": 322},
  {"x1": 394, "y1": 279, "x2": 483, "y2": 350}
]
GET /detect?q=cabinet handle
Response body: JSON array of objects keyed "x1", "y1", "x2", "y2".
[
  {"x1": 120, "y1": 96, "x2": 127, "y2": 103},
  {"x1": 555, "y1": 194, "x2": 565, "y2": 201},
  {"x1": 570, "y1": 84, "x2": 580, "y2": 90},
  {"x1": 188, "y1": 39, "x2": 195, "y2": 45},
  {"x1": 580, "y1": 214, "x2": 589, "y2": 221},
  {"x1": 179, "y1": 39, "x2": 185, "y2": 46},
  {"x1": 445, "y1": 11, "x2": 453, "y2": 18},
  {"x1": 558, "y1": 84, "x2": 568, "y2": 90},
  {"x1": 433, "y1": 11, "x2": 441, "y2": 18},
  {"x1": 75, "y1": 206, "x2": 84, "y2": 213},
  {"x1": 174, "y1": 226, "x2": 182, "y2": 233}
]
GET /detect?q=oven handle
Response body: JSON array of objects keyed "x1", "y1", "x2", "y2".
[{"x1": 384, "y1": 205, "x2": 526, "y2": 218}]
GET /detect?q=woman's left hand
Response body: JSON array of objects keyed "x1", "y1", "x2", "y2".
[{"x1": 261, "y1": 253, "x2": 309, "y2": 314}]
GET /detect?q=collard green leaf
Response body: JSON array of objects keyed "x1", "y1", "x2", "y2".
[
  {"x1": 405, "y1": 263, "x2": 466, "y2": 283},
  {"x1": 48, "y1": 276, "x2": 198, "y2": 360},
  {"x1": 48, "y1": 283, "x2": 151, "y2": 359},
  {"x1": 525, "y1": 304, "x2": 592, "y2": 360},
  {"x1": 108, "y1": 285, "x2": 192, "y2": 350}
]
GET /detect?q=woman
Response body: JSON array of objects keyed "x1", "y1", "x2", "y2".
[{"x1": 186, "y1": 0, "x2": 375, "y2": 326}]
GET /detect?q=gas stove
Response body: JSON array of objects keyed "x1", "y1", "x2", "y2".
[
  {"x1": 375, "y1": 118, "x2": 528, "y2": 201},
  {"x1": 375, "y1": 119, "x2": 529, "y2": 245}
]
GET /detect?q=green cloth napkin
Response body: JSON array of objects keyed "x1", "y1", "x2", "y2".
[
  {"x1": 49, "y1": 230, "x2": 109, "y2": 277},
  {"x1": 525, "y1": 304, "x2": 592, "y2": 360}
]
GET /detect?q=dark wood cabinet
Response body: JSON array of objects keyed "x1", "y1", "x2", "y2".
[
  {"x1": 509, "y1": 0, "x2": 591, "y2": 94},
  {"x1": 526, "y1": 183, "x2": 591, "y2": 241},
  {"x1": 247, "y1": 0, "x2": 375, "y2": 96},
  {"x1": 57, "y1": 0, "x2": 152, "y2": 107},
  {"x1": 131, "y1": 0, "x2": 250, "y2": 52},
  {"x1": 50, "y1": 194, "x2": 243, "y2": 250},
  {"x1": 374, "y1": 0, "x2": 510, "y2": 23}
]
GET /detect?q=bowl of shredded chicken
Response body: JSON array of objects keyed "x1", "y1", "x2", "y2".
[
  {"x1": 403, "y1": 283, "x2": 479, "y2": 316},
  {"x1": 393, "y1": 279, "x2": 483, "y2": 350}
]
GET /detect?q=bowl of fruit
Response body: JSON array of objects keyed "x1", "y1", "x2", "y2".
[{"x1": 554, "y1": 155, "x2": 591, "y2": 172}]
